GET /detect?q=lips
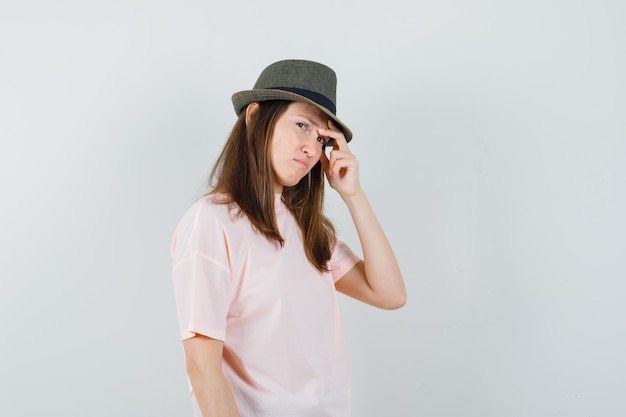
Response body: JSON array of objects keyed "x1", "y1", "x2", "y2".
[{"x1": 294, "y1": 159, "x2": 308, "y2": 170}]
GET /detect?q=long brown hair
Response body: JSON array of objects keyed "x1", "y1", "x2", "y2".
[{"x1": 208, "y1": 100, "x2": 336, "y2": 272}]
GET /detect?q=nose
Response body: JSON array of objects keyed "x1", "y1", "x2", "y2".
[{"x1": 302, "y1": 136, "x2": 322, "y2": 157}]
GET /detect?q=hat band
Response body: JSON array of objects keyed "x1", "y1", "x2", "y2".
[{"x1": 269, "y1": 87, "x2": 336, "y2": 115}]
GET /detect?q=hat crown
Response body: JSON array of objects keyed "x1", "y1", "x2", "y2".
[
  {"x1": 231, "y1": 58, "x2": 352, "y2": 141},
  {"x1": 253, "y1": 60, "x2": 337, "y2": 106}
]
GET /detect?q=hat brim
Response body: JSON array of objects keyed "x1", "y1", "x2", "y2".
[{"x1": 232, "y1": 89, "x2": 353, "y2": 143}]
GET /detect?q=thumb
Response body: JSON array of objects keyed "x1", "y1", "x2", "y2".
[{"x1": 319, "y1": 149, "x2": 330, "y2": 172}]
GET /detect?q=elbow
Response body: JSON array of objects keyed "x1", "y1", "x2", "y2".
[{"x1": 380, "y1": 291, "x2": 407, "y2": 310}]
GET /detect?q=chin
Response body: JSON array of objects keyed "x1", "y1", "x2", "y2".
[
  {"x1": 279, "y1": 175, "x2": 306, "y2": 188},
  {"x1": 282, "y1": 181, "x2": 301, "y2": 188}
]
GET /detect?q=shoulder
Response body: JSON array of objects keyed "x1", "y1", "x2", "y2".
[
  {"x1": 171, "y1": 194, "x2": 241, "y2": 255},
  {"x1": 175, "y1": 194, "x2": 231, "y2": 242},
  {"x1": 178, "y1": 194, "x2": 244, "y2": 232}
]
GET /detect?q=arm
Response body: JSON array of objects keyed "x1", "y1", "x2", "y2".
[
  {"x1": 319, "y1": 123, "x2": 407, "y2": 310},
  {"x1": 183, "y1": 335, "x2": 240, "y2": 417},
  {"x1": 335, "y1": 191, "x2": 406, "y2": 309}
]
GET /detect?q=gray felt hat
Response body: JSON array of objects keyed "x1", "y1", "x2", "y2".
[{"x1": 232, "y1": 59, "x2": 353, "y2": 142}]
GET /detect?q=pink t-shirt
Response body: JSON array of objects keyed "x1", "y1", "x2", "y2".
[{"x1": 171, "y1": 194, "x2": 361, "y2": 417}]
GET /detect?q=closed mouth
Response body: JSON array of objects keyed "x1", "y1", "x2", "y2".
[{"x1": 294, "y1": 159, "x2": 308, "y2": 170}]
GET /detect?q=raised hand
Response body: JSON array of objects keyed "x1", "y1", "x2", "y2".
[{"x1": 319, "y1": 120, "x2": 362, "y2": 198}]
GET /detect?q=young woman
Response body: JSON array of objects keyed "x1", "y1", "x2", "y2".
[{"x1": 172, "y1": 59, "x2": 406, "y2": 417}]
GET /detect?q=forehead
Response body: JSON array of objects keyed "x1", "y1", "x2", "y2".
[{"x1": 286, "y1": 101, "x2": 329, "y2": 124}]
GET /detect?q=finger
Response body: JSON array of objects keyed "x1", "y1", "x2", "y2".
[
  {"x1": 328, "y1": 149, "x2": 354, "y2": 162},
  {"x1": 329, "y1": 154, "x2": 359, "y2": 178},
  {"x1": 317, "y1": 128, "x2": 338, "y2": 149},
  {"x1": 328, "y1": 120, "x2": 349, "y2": 151},
  {"x1": 319, "y1": 148, "x2": 330, "y2": 173},
  {"x1": 318, "y1": 120, "x2": 348, "y2": 151},
  {"x1": 330, "y1": 155, "x2": 358, "y2": 172},
  {"x1": 322, "y1": 148, "x2": 342, "y2": 179},
  {"x1": 328, "y1": 151, "x2": 356, "y2": 172}
]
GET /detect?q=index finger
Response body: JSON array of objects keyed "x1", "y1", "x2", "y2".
[{"x1": 324, "y1": 120, "x2": 349, "y2": 151}]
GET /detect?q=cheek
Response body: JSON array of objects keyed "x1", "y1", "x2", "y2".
[
  {"x1": 268, "y1": 137, "x2": 283, "y2": 161},
  {"x1": 313, "y1": 145, "x2": 326, "y2": 161},
  {"x1": 270, "y1": 134, "x2": 289, "y2": 154}
]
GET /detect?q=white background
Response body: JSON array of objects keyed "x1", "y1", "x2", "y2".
[{"x1": 1, "y1": 1, "x2": 625, "y2": 416}]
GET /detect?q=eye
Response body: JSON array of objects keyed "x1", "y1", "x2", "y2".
[
  {"x1": 317, "y1": 136, "x2": 328, "y2": 146},
  {"x1": 296, "y1": 122, "x2": 307, "y2": 130}
]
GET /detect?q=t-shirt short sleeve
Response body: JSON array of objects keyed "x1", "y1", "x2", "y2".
[
  {"x1": 171, "y1": 200, "x2": 231, "y2": 341},
  {"x1": 329, "y1": 240, "x2": 361, "y2": 283}
]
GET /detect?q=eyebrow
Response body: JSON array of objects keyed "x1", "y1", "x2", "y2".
[{"x1": 296, "y1": 114, "x2": 324, "y2": 128}]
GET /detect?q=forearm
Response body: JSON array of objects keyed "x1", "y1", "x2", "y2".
[
  {"x1": 184, "y1": 336, "x2": 240, "y2": 417},
  {"x1": 320, "y1": 121, "x2": 405, "y2": 308},
  {"x1": 342, "y1": 189, "x2": 406, "y2": 308},
  {"x1": 187, "y1": 365, "x2": 240, "y2": 417}
]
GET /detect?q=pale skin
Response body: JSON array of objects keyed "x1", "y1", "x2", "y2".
[{"x1": 184, "y1": 101, "x2": 406, "y2": 417}]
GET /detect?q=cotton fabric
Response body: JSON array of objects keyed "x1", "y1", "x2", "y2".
[{"x1": 171, "y1": 194, "x2": 361, "y2": 417}]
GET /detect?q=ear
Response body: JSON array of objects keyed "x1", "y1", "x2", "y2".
[{"x1": 245, "y1": 102, "x2": 260, "y2": 126}]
